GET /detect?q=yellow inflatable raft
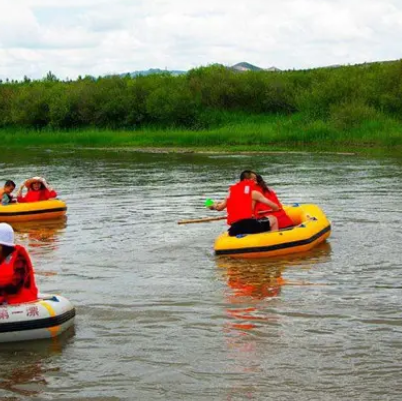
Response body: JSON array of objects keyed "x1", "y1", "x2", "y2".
[
  {"x1": 214, "y1": 204, "x2": 331, "y2": 259},
  {"x1": 0, "y1": 200, "x2": 67, "y2": 223}
]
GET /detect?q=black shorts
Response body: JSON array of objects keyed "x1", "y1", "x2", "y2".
[{"x1": 228, "y1": 218, "x2": 271, "y2": 237}]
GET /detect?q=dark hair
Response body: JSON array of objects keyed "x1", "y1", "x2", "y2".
[
  {"x1": 4, "y1": 180, "x2": 15, "y2": 188},
  {"x1": 256, "y1": 174, "x2": 271, "y2": 193},
  {"x1": 239, "y1": 170, "x2": 256, "y2": 181}
]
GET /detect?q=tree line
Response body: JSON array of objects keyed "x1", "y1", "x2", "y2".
[{"x1": 0, "y1": 60, "x2": 401, "y2": 131}]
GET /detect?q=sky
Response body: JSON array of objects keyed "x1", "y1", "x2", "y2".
[{"x1": 0, "y1": 0, "x2": 401, "y2": 81}]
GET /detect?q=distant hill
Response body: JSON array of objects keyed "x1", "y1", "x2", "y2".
[
  {"x1": 120, "y1": 62, "x2": 281, "y2": 77},
  {"x1": 223, "y1": 62, "x2": 281, "y2": 72},
  {"x1": 265, "y1": 66, "x2": 281, "y2": 72},
  {"x1": 121, "y1": 68, "x2": 187, "y2": 77},
  {"x1": 231, "y1": 62, "x2": 264, "y2": 72}
]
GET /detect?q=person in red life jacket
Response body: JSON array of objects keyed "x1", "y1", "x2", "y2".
[
  {"x1": 254, "y1": 174, "x2": 294, "y2": 229},
  {"x1": 0, "y1": 223, "x2": 39, "y2": 305},
  {"x1": 16, "y1": 177, "x2": 57, "y2": 203},
  {"x1": 209, "y1": 170, "x2": 280, "y2": 236},
  {"x1": 0, "y1": 180, "x2": 16, "y2": 206}
]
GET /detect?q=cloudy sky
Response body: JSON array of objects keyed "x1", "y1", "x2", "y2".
[{"x1": 0, "y1": 0, "x2": 401, "y2": 80}]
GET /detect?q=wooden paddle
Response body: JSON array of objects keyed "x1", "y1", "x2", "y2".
[
  {"x1": 178, "y1": 215, "x2": 227, "y2": 225},
  {"x1": 177, "y1": 210, "x2": 278, "y2": 225}
]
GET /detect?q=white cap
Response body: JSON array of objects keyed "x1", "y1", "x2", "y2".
[{"x1": 0, "y1": 223, "x2": 15, "y2": 247}]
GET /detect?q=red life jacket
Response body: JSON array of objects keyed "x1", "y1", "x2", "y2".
[
  {"x1": 254, "y1": 187, "x2": 293, "y2": 229},
  {"x1": 17, "y1": 188, "x2": 57, "y2": 203},
  {"x1": 0, "y1": 245, "x2": 38, "y2": 305},
  {"x1": 227, "y1": 180, "x2": 255, "y2": 225}
]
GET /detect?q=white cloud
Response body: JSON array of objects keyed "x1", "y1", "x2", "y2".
[{"x1": 0, "y1": 0, "x2": 401, "y2": 80}]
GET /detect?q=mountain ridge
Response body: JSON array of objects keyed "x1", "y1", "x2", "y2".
[
  {"x1": 121, "y1": 62, "x2": 280, "y2": 77},
  {"x1": 119, "y1": 59, "x2": 401, "y2": 78}
]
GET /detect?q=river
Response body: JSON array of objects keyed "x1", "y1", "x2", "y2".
[{"x1": 0, "y1": 147, "x2": 401, "y2": 400}]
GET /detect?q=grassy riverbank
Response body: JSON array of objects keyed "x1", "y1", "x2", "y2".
[
  {"x1": 2, "y1": 61, "x2": 402, "y2": 155},
  {"x1": 2, "y1": 113, "x2": 402, "y2": 154}
]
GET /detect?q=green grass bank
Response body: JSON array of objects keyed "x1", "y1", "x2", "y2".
[{"x1": 2, "y1": 113, "x2": 402, "y2": 155}]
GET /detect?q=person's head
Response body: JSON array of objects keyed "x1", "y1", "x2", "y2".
[
  {"x1": 0, "y1": 222, "x2": 15, "y2": 257},
  {"x1": 239, "y1": 170, "x2": 257, "y2": 182},
  {"x1": 3, "y1": 180, "x2": 16, "y2": 194},
  {"x1": 24, "y1": 177, "x2": 45, "y2": 192},
  {"x1": 30, "y1": 181, "x2": 45, "y2": 191}
]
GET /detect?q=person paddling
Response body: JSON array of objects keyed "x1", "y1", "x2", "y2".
[
  {"x1": 208, "y1": 170, "x2": 280, "y2": 236},
  {"x1": 0, "y1": 223, "x2": 39, "y2": 305}
]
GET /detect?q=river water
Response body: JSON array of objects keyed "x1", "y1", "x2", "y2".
[{"x1": 0, "y1": 148, "x2": 401, "y2": 400}]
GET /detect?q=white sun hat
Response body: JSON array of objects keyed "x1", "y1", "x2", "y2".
[
  {"x1": 24, "y1": 177, "x2": 45, "y2": 188},
  {"x1": 0, "y1": 223, "x2": 15, "y2": 247}
]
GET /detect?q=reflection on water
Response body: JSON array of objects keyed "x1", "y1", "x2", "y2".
[
  {"x1": 12, "y1": 218, "x2": 67, "y2": 276},
  {"x1": 220, "y1": 259, "x2": 284, "y2": 331},
  {"x1": 219, "y1": 242, "x2": 332, "y2": 300},
  {"x1": 12, "y1": 217, "x2": 67, "y2": 250},
  {"x1": 0, "y1": 328, "x2": 74, "y2": 398},
  {"x1": 219, "y1": 243, "x2": 332, "y2": 332},
  {"x1": 219, "y1": 242, "x2": 332, "y2": 397}
]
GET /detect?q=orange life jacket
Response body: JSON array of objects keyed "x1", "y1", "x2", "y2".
[
  {"x1": 0, "y1": 245, "x2": 38, "y2": 305},
  {"x1": 254, "y1": 187, "x2": 293, "y2": 229},
  {"x1": 227, "y1": 179, "x2": 255, "y2": 225}
]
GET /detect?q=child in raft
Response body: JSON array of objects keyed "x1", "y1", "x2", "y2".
[
  {"x1": 16, "y1": 177, "x2": 57, "y2": 203},
  {"x1": 0, "y1": 180, "x2": 16, "y2": 206}
]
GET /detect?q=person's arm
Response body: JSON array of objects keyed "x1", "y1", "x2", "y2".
[
  {"x1": 268, "y1": 189, "x2": 283, "y2": 208},
  {"x1": 0, "y1": 254, "x2": 28, "y2": 296},
  {"x1": 16, "y1": 184, "x2": 25, "y2": 202},
  {"x1": 44, "y1": 188, "x2": 57, "y2": 199},
  {"x1": 209, "y1": 197, "x2": 228, "y2": 211},
  {"x1": 252, "y1": 191, "x2": 281, "y2": 211},
  {"x1": 42, "y1": 179, "x2": 57, "y2": 199}
]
